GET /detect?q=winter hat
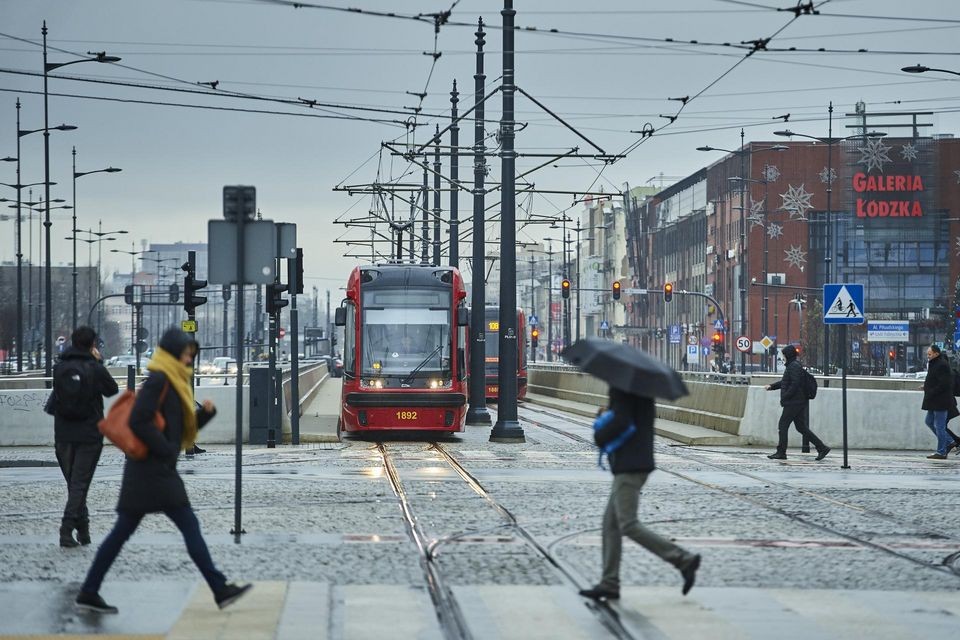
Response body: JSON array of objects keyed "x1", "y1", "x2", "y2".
[
  {"x1": 781, "y1": 344, "x2": 798, "y2": 360},
  {"x1": 158, "y1": 327, "x2": 195, "y2": 359}
]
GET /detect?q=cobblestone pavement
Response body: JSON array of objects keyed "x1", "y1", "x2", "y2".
[{"x1": 0, "y1": 396, "x2": 959, "y2": 638}]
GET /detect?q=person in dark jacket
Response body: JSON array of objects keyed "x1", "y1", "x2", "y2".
[
  {"x1": 921, "y1": 344, "x2": 957, "y2": 459},
  {"x1": 578, "y1": 387, "x2": 701, "y2": 601},
  {"x1": 765, "y1": 344, "x2": 830, "y2": 461},
  {"x1": 75, "y1": 328, "x2": 251, "y2": 614},
  {"x1": 49, "y1": 326, "x2": 119, "y2": 548}
]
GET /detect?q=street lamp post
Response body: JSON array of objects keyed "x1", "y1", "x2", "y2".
[
  {"x1": 543, "y1": 238, "x2": 554, "y2": 362},
  {"x1": 901, "y1": 64, "x2": 960, "y2": 77},
  {"x1": 774, "y1": 120, "x2": 885, "y2": 372},
  {"x1": 72, "y1": 147, "x2": 121, "y2": 331},
  {"x1": 41, "y1": 21, "x2": 119, "y2": 377},
  {"x1": 111, "y1": 244, "x2": 147, "y2": 367},
  {"x1": 697, "y1": 139, "x2": 786, "y2": 374}
]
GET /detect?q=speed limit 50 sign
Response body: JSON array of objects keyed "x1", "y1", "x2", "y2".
[{"x1": 735, "y1": 336, "x2": 751, "y2": 353}]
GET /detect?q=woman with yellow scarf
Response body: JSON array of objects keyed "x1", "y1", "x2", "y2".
[{"x1": 76, "y1": 328, "x2": 251, "y2": 614}]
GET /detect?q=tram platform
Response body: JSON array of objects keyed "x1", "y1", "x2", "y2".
[{"x1": 2, "y1": 579, "x2": 959, "y2": 639}]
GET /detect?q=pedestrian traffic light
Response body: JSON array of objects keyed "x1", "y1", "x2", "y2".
[
  {"x1": 612, "y1": 281, "x2": 621, "y2": 300},
  {"x1": 531, "y1": 328, "x2": 539, "y2": 350},
  {"x1": 561, "y1": 278, "x2": 570, "y2": 299},
  {"x1": 288, "y1": 248, "x2": 304, "y2": 295},
  {"x1": 266, "y1": 283, "x2": 289, "y2": 315},
  {"x1": 663, "y1": 282, "x2": 673, "y2": 303},
  {"x1": 181, "y1": 252, "x2": 207, "y2": 316}
]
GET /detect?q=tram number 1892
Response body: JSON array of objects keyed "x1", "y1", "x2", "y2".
[{"x1": 395, "y1": 411, "x2": 418, "y2": 421}]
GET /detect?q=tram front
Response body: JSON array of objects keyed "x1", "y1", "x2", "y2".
[{"x1": 336, "y1": 264, "x2": 468, "y2": 434}]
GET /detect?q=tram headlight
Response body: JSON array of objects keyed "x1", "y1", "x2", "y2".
[
  {"x1": 428, "y1": 379, "x2": 451, "y2": 389},
  {"x1": 362, "y1": 378, "x2": 384, "y2": 389}
]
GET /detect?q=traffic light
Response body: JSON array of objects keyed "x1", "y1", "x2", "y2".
[
  {"x1": 531, "y1": 328, "x2": 539, "y2": 350},
  {"x1": 223, "y1": 185, "x2": 256, "y2": 221},
  {"x1": 181, "y1": 252, "x2": 207, "y2": 316},
  {"x1": 712, "y1": 331, "x2": 725, "y2": 355},
  {"x1": 561, "y1": 278, "x2": 571, "y2": 299},
  {"x1": 612, "y1": 281, "x2": 621, "y2": 300},
  {"x1": 168, "y1": 283, "x2": 180, "y2": 303},
  {"x1": 888, "y1": 348, "x2": 895, "y2": 359},
  {"x1": 267, "y1": 283, "x2": 289, "y2": 315},
  {"x1": 663, "y1": 282, "x2": 673, "y2": 303},
  {"x1": 288, "y1": 247, "x2": 304, "y2": 295}
]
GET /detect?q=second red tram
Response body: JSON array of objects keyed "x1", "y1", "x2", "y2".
[
  {"x1": 334, "y1": 264, "x2": 469, "y2": 435},
  {"x1": 482, "y1": 306, "x2": 528, "y2": 401}
]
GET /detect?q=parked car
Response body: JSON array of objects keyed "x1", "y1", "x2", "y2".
[
  {"x1": 329, "y1": 356, "x2": 344, "y2": 378},
  {"x1": 112, "y1": 355, "x2": 138, "y2": 368},
  {"x1": 211, "y1": 357, "x2": 238, "y2": 374}
]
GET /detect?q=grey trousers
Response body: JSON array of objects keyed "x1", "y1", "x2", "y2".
[{"x1": 600, "y1": 472, "x2": 691, "y2": 590}]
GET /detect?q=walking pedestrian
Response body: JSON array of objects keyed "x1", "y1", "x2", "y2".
[
  {"x1": 75, "y1": 328, "x2": 251, "y2": 614},
  {"x1": 578, "y1": 387, "x2": 701, "y2": 601},
  {"x1": 46, "y1": 326, "x2": 119, "y2": 548},
  {"x1": 765, "y1": 344, "x2": 830, "y2": 460},
  {"x1": 920, "y1": 344, "x2": 957, "y2": 460}
]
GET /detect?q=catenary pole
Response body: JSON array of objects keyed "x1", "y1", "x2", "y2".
[
  {"x1": 449, "y1": 80, "x2": 460, "y2": 268},
  {"x1": 491, "y1": 0, "x2": 525, "y2": 443}
]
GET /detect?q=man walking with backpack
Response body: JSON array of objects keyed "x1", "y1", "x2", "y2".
[
  {"x1": 47, "y1": 326, "x2": 119, "y2": 547},
  {"x1": 765, "y1": 344, "x2": 830, "y2": 461}
]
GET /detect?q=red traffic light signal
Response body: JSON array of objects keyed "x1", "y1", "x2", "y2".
[
  {"x1": 663, "y1": 282, "x2": 673, "y2": 303},
  {"x1": 561, "y1": 278, "x2": 571, "y2": 299},
  {"x1": 712, "y1": 332, "x2": 722, "y2": 343},
  {"x1": 612, "y1": 281, "x2": 622, "y2": 300}
]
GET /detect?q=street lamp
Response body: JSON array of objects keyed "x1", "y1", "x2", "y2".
[
  {"x1": 901, "y1": 64, "x2": 960, "y2": 77},
  {"x1": 775, "y1": 116, "x2": 885, "y2": 372},
  {"x1": 41, "y1": 19, "x2": 120, "y2": 378},
  {"x1": 111, "y1": 244, "x2": 147, "y2": 368},
  {"x1": 697, "y1": 137, "x2": 787, "y2": 374},
  {"x1": 66, "y1": 226, "x2": 126, "y2": 328},
  {"x1": 71, "y1": 145, "x2": 121, "y2": 331}
]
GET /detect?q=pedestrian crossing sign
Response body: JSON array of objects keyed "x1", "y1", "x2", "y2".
[{"x1": 823, "y1": 283, "x2": 865, "y2": 325}]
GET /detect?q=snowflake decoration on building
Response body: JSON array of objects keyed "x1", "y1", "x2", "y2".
[
  {"x1": 900, "y1": 143, "x2": 919, "y2": 162},
  {"x1": 857, "y1": 138, "x2": 893, "y2": 173},
  {"x1": 750, "y1": 197, "x2": 764, "y2": 216},
  {"x1": 954, "y1": 169, "x2": 960, "y2": 185},
  {"x1": 818, "y1": 167, "x2": 837, "y2": 184},
  {"x1": 956, "y1": 237, "x2": 960, "y2": 257},
  {"x1": 762, "y1": 164, "x2": 781, "y2": 183},
  {"x1": 784, "y1": 245, "x2": 807, "y2": 271},
  {"x1": 767, "y1": 222, "x2": 783, "y2": 239},
  {"x1": 748, "y1": 212, "x2": 765, "y2": 230},
  {"x1": 780, "y1": 183, "x2": 813, "y2": 220}
]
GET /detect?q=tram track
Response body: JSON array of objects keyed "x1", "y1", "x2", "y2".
[
  {"x1": 517, "y1": 404, "x2": 960, "y2": 580},
  {"x1": 376, "y1": 440, "x2": 639, "y2": 640}
]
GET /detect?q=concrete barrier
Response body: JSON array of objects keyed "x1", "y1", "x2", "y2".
[
  {"x1": 0, "y1": 363, "x2": 326, "y2": 446},
  {"x1": 528, "y1": 365, "x2": 940, "y2": 451}
]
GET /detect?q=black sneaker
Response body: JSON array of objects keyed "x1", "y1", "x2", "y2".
[
  {"x1": 60, "y1": 526, "x2": 79, "y2": 548},
  {"x1": 189, "y1": 445, "x2": 206, "y2": 455},
  {"x1": 767, "y1": 452, "x2": 787, "y2": 460},
  {"x1": 215, "y1": 583, "x2": 253, "y2": 610},
  {"x1": 578, "y1": 585, "x2": 619, "y2": 600},
  {"x1": 75, "y1": 591, "x2": 119, "y2": 614},
  {"x1": 681, "y1": 554, "x2": 701, "y2": 596},
  {"x1": 815, "y1": 447, "x2": 831, "y2": 461},
  {"x1": 76, "y1": 524, "x2": 91, "y2": 546}
]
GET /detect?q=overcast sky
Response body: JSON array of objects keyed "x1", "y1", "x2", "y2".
[{"x1": 2, "y1": 0, "x2": 959, "y2": 291}]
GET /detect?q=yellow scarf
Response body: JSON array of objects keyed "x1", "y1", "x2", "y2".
[{"x1": 146, "y1": 347, "x2": 197, "y2": 450}]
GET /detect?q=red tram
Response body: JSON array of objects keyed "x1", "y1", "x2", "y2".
[
  {"x1": 482, "y1": 306, "x2": 528, "y2": 401},
  {"x1": 334, "y1": 263, "x2": 469, "y2": 436}
]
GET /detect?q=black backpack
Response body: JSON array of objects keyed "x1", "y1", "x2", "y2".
[
  {"x1": 802, "y1": 368, "x2": 818, "y2": 400},
  {"x1": 52, "y1": 359, "x2": 98, "y2": 421}
]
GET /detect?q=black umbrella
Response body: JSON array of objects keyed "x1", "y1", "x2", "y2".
[{"x1": 561, "y1": 338, "x2": 689, "y2": 400}]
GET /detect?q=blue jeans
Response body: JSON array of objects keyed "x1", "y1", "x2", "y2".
[
  {"x1": 925, "y1": 410, "x2": 950, "y2": 456},
  {"x1": 81, "y1": 506, "x2": 227, "y2": 595}
]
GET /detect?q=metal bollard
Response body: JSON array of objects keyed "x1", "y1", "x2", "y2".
[{"x1": 126, "y1": 364, "x2": 135, "y2": 391}]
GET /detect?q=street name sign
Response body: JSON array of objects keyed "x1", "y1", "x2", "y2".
[{"x1": 866, "y1": 321, "x2": 909, "y2": 342}]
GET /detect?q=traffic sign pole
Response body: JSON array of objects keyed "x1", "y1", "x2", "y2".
[{"x1": 823, "y1": 283, "x2": 864, "y2": 470}]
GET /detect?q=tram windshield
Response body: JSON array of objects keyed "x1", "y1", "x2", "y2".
[{"x1": 361, "y1": 288, "x2": 452, "y2": 378}]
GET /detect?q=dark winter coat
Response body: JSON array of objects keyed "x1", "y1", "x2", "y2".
[
  {"x1": 768, "y1": 358, "x2": 807, "y2": 407},
  {"x1": 117, "y1": 370, "x2": 215, "y2": 513},
  {"x1": 51, "y1": 347, "x2": 119, "y2": 444},
  {"x1": 922, "y1": 354, "x2": 956, "y2": 412},
  {"x1": 594, "y1": 387, "x2": 655, "y2": 474}
]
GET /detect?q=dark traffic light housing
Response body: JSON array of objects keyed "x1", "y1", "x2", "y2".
[
  {"x1": 267, "y1": 283, "x2": 289, "y2": 315},
  {"x1": 612, "y1": 281, "x2": 621, "y2": 300},
  {"x1": 531, "y1": 327, "x2": 539, "y2": 350},
  {"x1": 181, "y1": 251, "x2": 207, "y2": 315},
  {"x1": 223, "y1": 185, "x2": 256, "y2": 221},
  {"x1": 712, "y1": 331, "x2": 725, "y2": 355},
  {"x1": 561, "y1": 278, "x2": 571, "y2": 299},
  {"x1": 663, "y1": 282, "x2": 673, "y2": 303}
]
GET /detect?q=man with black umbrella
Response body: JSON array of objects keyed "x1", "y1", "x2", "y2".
[{"x1": 563, "y1": 339, "x2": 701, "y2": 600}]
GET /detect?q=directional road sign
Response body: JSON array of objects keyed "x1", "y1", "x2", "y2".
[
  {"x1": 823, "y1": 283, "x2": 865, "y2": 325},
  {"x1": 735, "y1": 336, "x2": 751, "y2": 353}
]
